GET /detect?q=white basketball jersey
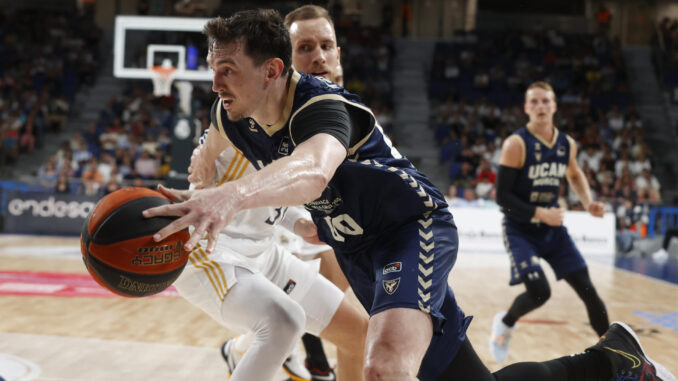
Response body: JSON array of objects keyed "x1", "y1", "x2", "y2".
[{"x1": 211, "y1": 146, "x2": 284, "y2": 255}]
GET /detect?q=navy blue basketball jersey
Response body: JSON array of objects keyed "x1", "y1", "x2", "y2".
[
  {"x1": 503, "y1": 126, "x2": 572, "y2": 222},
  {"x1": 210, "y1": 71, "x2": 448, "y2": 254}
]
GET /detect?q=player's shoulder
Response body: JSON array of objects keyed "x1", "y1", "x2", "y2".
[
  {"x1": 503, "y1": 130, "x2": 526, "y2": 149},
  {"x1": 295, "y1": 71, "x2": 360, "y2": 104}
]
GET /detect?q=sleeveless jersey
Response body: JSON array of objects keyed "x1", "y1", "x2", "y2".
[
  {"x1": 211, "y1": 71, "x2": 447, "y2": 254},
  {"x1": 503, "y1": 126, "x2": 571, "y2": 223}
]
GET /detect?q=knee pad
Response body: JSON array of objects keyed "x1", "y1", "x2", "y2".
[
  {"x1": 523, "y1": 270, "x2": 551, "y2": 306},
  {"x1": 261, "y1": 294, "x2": 307, "y2": 338}
]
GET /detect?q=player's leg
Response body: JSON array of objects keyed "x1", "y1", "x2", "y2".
[
  {"x1": 311, "y1": 290, "x2": 367, "y2": 381},
  {"x1": 265, "y1": 244, "x2": 367, "y2": 381},
  {"x1": 216, "y1": 268, "x2": 306, "y2": 381},
  {"x1": 502, "y1": 268, "x2": 552, "y2": 326},
  {"x1": 302, "y1": 334, "x2": 335, "y2": 380},
  {"x1": 563, "y1": 268, "x2": 608, "y2": 336},
  {"x1": 174, "y1": 251, "x2": 306, "y2": 381},
  {"x1": 298, "y1": 248, "x2": 349, "y2": 380},
  {"x1": 548, "y1": 227, "x2": 609, "y2": 336},
  {"x1": 359, "y1": 211, "x2": 466, "y2": 381},
  {"x1": 365, "y1": 308, "x2": 433, "y2": 380},
  {"x1": 438, "y1": 323, "x2": 676, "y2": 381},
  {"x1": 491, "y1": 220, "x2": 546, "y2": 362},
  {"x1": 317, "y1": 249, "x2": 350, "y2": 291},
  {"x1": 307, "y1": 250, "x2": 348, "y2": 380}
]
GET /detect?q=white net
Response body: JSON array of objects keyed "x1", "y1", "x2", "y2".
[{"x1": 150, "y1": 59, "x2": 178, "y2": 97}]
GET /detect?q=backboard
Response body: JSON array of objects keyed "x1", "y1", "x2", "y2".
[{"x1": 113, "y1": 15, "x2": 212, "y2": 82}]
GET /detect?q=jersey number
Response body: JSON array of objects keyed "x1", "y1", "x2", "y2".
[{"x1": 323, "y1": 214, "x2": 363, "y2": 242}]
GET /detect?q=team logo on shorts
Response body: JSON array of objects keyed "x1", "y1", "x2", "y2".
[
  {"x1": 383, "y1": 262, "x2": 402, "y2": 275},
  {"x1": 283, "y1": 279, "x2": 296, "y2": 294},
  {"x1": 382, "y1": 278, "x2": 400, "y2": 295}
]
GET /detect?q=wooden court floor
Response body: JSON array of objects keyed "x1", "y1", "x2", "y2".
[{"x1": 0, "y1": 234, "x2": 676, "y2": 380}]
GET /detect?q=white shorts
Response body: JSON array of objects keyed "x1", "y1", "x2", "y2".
[{"x1": 173, "y1": 236, "x2": 343, "y2": 335}]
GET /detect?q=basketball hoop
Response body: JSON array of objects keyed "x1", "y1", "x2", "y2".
[{"x1": 151, "y1": 59, "x2": 178, "y2": 97}]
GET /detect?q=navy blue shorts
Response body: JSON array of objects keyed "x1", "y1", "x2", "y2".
[
  {"x1": 335, "y1": 209, "x2": 470, "y2": 381},
  {"x1": 502, "y1": 218, "x2": 587, "y2": 286}
]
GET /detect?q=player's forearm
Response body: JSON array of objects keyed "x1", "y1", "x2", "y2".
[
  {"x1": 229, "y1": 155, "x2": 329, "y2": 211},
  {"x1": 496, "y1": 165, "x2": 537, "y2": 219},
  {"x1": 568, "y1": 170, "x2": 593, "y2": 209}
]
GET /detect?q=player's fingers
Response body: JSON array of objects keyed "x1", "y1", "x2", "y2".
[
  {"x1": 206, "y1": 233, "x2": 219, "y2": 254},
  {"x1": 142, "y1": 203, "x2": 186, "y2": 218},
  {"x1": 185, "y1": 222, "x2": 209, "y2": 251},
  {"x1": 155, "y1": 184, "x2": 181, "y2": 200},
  {"x1": 152, "y1": 216, "x2": 193, "y2": 242},
  {"x1": 159, "y1": 184, "x2": 193, "y2": 202}
]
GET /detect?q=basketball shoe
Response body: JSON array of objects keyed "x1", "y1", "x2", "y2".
[
  {"x1": 305, "y1": 360, "x2": 337, "y2": 381},
  {"x1": 587, "y1": 321, "x2": 676, "y2": 381},
  {"x1": 283, "y1": 347, "x2": 312, "y2": 381},
  {"x1": 221, "y1": 337, "x2": 312, "y2": 381},
  {"x1": 221, "y1": 338, "x2": 241, "y2": 378},
  {"x1": 489, "y1": 311, "x2": 514, "y2": 363}
]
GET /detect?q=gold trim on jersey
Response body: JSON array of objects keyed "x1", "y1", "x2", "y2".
[
  {"x1": 216, "y1": 150, "x2": 251, "y2": 185},
  {"x1": 514, "y1": 135, "x2": 526, "y2": 168},
  {"x1": 288, "y1": 94, "x2": 376, "y2": 156},
  {"x1": 215, "y1": 99, "x2": 227, "y2": 140},
  {"x1": 189, "y1": 244, "x2": 229, "y2": 301},
  {"x1": 260, "y1": 71, "x2": 300, "y2": 137},
  {"x1": 185, "y1": 151, "x2": 251, "y2": 301},
  {"x1": 527, "y1": 126, "x2": 559, "y2": 149}
]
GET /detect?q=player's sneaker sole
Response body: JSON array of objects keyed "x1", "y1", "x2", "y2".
[
  {"x1": 308, "y1": 368, "x2": 337, "y2": 381},
  {"x1": 282, "y1": 361, "x2": 312, "y2": 381}
]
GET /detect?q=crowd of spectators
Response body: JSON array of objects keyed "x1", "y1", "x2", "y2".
[
  {"x1": 430, "y1": 28, "x2": 660, "y2": 250},
  {"x1": 37, "y1": 83, "x2": 212, "y2": 196},
  {"x1": 0, "y1": 8, "x2": 101, "y2": 172}
]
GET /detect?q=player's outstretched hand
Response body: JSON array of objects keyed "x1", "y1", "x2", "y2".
[
  {"x1": 294, "y1": 218, "x2": 324, "y2": 245},
  {"x1": 536, "y1": 206, "x2": 565, "y2": 226},
  {"x1": 142, "y1": 184, "x2": 238, "y2": 253},
  {"x1": 187, "y1": 145, "x2": 216, "y2": 189},
  {"x1": 588, "y1": 201, "x2": 605, "y2": 218}
]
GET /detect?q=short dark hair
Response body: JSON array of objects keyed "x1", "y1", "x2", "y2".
[
  {"x1": 204, "y1": 9, "x2": 291, "y2": 74},
  {"x1": 284, "y1": 5, "x2": 333, "y2": 30}
]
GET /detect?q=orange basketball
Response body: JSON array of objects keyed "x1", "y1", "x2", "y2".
[{"x1": 80, "y1": 187, "x2": 190, "y2": 297}]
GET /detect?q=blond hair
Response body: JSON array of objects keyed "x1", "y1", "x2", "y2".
[
  {"x1": 525, "y1": 81, "x2": 556, "y2": 101},
  {"x1": 284, "y1": 5, "x2": 333, "y2": 30}
]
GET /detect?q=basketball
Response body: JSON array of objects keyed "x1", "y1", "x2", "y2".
[{"x1": 80, "y1": 187, "x2": 191, "y2": 297}]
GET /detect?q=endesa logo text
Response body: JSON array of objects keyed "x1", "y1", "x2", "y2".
[{"x1": 8, "y1": 196, "x2": 95, "y2": 219}]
